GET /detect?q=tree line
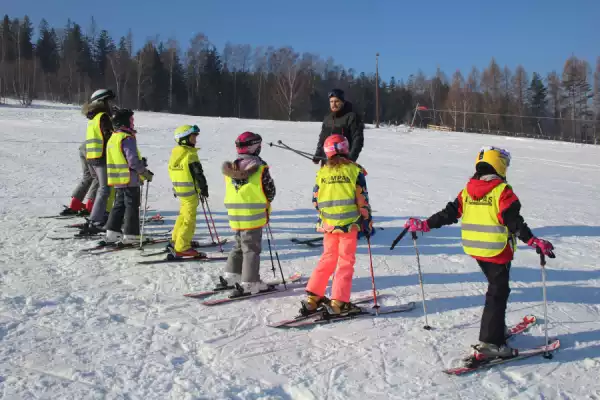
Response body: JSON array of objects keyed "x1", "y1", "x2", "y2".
[{"x1": 1, "y1": 15, "x2": 599, "y2": 143}]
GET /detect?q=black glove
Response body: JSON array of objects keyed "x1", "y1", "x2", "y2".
[
  {"x1": 142, "y1": 157, "x2": 148, "y2": 167},
  {"x1": 312, "y1": 157, "x2": 320, "y2": 165},
  {"x1": 201, "y1": 187, "x2": 209, "y2": 198},
  {"x1": 141, "y1": 169, "x2": 154, "y2": 182}
]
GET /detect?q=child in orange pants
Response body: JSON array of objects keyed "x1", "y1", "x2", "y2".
[{"x1": 303, "y1": 134, "x2": 373, "y2": 316}]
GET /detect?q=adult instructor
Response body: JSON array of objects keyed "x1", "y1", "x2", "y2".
[{"x1": 312, "y1": 89, "x2": 364, "y2": 164}]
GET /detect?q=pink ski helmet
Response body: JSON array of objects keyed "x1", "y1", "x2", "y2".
[
  {"x1": 323, "y1": 134, "x2": 350, "y2": 158},
  {"x1": 235, "y1": 131, "x2": 262, "y2": 155}
]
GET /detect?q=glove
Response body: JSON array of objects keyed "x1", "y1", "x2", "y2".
[
  {"x1": 200, "y1": 187, "x2": 209, "y2": 198},
  {"x1": 142, "y1": 157, "x2": 148, "y2": 167},
  {"x1": 312, "y1": 157, "x2": 320, "y2": 165},
  {"x1": 404, "y1": 218, "x2": 430, "y2": 233},
  {"x1": 358, "y1": 218, "x2": 375, "y2": 239},
  {"x1": 527, "y1": 237, "x2": 555, "y2": 258},
  {"x1": 141, "y1": 169, "x2": 154, "y2": 182}
]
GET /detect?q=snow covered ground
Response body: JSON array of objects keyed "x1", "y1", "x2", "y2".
[{"x1": 1, "y1": 101, "x2": 599, "y2": 399}]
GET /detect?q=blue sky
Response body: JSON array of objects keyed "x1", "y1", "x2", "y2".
[{"x1": 4, "y1": 0, "x2": 599, "y2": 82}]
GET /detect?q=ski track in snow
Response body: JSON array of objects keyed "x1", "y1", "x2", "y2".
[{"x1": 1, "y1": 101, "x2": 600, "y2": 399}]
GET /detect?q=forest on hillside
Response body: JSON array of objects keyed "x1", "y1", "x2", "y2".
[{"x1": 1, "y1": 15, "x2": 599, "y2": 143}]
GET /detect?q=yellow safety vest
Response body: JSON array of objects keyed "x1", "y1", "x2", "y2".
[
  {"x1": 85, "y1": 112, "x2": 106, "y2": 159},
  {"x1": 224, "y1": 165, "x2": 268, "y2": 230},
  {"x1": 168, "y1": 145, "x2": 199, "y2": 198},
  {"x1": 106, "y1": 131, "x2": 140, "y2": 186},
  {"x1": 316, "y1": 163, "x2": 361, "y2": 227},
  {"x1": 461, "y1": 183, "x2": 511, "y2": 257}
]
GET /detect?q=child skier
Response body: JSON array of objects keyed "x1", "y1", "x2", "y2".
[
  {"x1": 103, "y1": 109, "x2": 154, "y2": 244},
  {"x1": 221, "y1": 132, "x2": 276, "y2": 294},
  {"x1": 302, "y1": 134, "x2": 373, "y2": 315},
  {"x1": 168, "y1": 124, "x2": 209, "y2": 257},
  {"x1": 404, "y1": 146, "x2": 555, "y2": 360},
  {"x1": 78, "y1": 89, "x2": 116, "y2": 234},
  {"x1": 60, "y1": 141, "x2": 98, "y2": 216}
]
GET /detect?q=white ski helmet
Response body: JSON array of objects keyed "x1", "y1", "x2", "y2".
[{"x1": 90, "y1": 89, "x2": 116, "y2": 104}]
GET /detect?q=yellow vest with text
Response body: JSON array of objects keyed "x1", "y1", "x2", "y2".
[
  {"x1": 106, "y1": 131, "x2": 141, "y2": 186},
  {"x1": 168, "y1": 145, "x2": 199, "y2": 198},
  {"x1": 85, "y1": 112, "x2": 106, "y2": 159},
  {"x1": 461, "y1": 183, "x2": 511, "y2": 257},
  {"x1": 224, "y1": 165, "x2": 268, "y2": 230},
  {"x1": 316, "y1": 163, "x2": 361, "y2": 227}
]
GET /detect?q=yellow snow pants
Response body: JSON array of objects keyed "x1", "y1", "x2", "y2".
[{"x1": 172, "y1": 196, "x2": 198, "y2": 252}]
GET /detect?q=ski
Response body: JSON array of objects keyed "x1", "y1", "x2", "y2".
[
  {"x1": 47, "y1": 234, "x2": 104, "y2": 241},
  {"x1": 268, "y1": 294, "x2": 380, "y2": 328},
  {"x1": 80, "y1": 238, "x2": 169, "y2": 253},
  {"x1": 184, "y1": 272, "x2": 303, "y2": 299},
  {"x1": 506, "y1": 315, "x2": 537, "y2": 339},
  {"x1": 39, "y1": 214, "x2": 83, "y2": 220},
  {"x1": 290, "y1": 237, "x2": 323, "y2": 246},
  {"x1": 63, "y1": 214, "x2": 164, "y2": 229},
  {"x1": 444, "y1": 339, "x2": 560, "y2": 376},
  {"x1": 270, "y1": 302, "x2": 416, "y2": 328},
  {"x1": 200, "y1": 274, "x2": 305, "y2": 306},
  {"x1": 137, "y1": 254, "x2": 229, "y2": 265},
  {"x1": 139, "y1": 239, "x2": 228, "y2": 258}
]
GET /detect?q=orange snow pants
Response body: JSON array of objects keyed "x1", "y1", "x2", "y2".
[{"x1": 306, "y1": 231, "x2": 357, "y2": 302}]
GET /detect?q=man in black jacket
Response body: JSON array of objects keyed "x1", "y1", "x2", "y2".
[{"x1": 313, "y1": 89, "x2": 364, "y2": 163}]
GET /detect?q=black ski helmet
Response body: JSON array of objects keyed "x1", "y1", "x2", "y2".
[{"x1": 112, "y1": 108, "x2": 134, "y2": 130}]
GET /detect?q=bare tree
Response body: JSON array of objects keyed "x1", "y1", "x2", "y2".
[
  {"x1": 512, "y1": 65, "x2": 528, "y2": 132},
  {"x1": 270, "y1": 47, "x2": 305, "y2": 120}
]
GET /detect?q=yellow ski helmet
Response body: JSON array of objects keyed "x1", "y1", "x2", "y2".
[
  {"x1": 475, "y1": 146, "x2": 511, "y2": 178},
  {"x1": 174, "y1": 124, "x2": 200, "y2": 146}
]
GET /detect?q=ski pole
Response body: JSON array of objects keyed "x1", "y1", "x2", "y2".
[
  {"x1": 366, "y1": 236, "x2": 379, "y2": 313},
  {"x1": 265, "y1": 227, "x2": 277, "y2": 279},
  {"x1": 200, "y1": 197, "x2": 215, "y2": 243},
  {"x1": 390, "y1": 227, "x2": 409, "y2": 250},
  {"x1": 139, "y1": 182, "x2": 150, "y2": 249},
  {"x1": 412, "y1": 231, "x2": 431, "y2": 330},
  {"x1": 267, "y1": 223, "x2": 287, "y2": 289},
  {"x1": 268, "y1": 140, "x2": 327, "y2": 162},
  {"x1": 538, "y1": 250, "x2": 553, "y2": 359},
  {"x1": 203, "y1": 197, "x2": 223, "y2": 253}
]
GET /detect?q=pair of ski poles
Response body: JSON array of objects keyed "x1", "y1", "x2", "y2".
[
  {"x1": 390, "y1": 226, "x2": 554, "y2": 357},
  {"x1": 138, "y1": 183, "x2": 224, "y2": 253}
]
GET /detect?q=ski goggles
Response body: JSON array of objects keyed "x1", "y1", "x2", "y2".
[
  {"x1": 174, "y1": 125, "x2": 200, "y2": 139},
  {"x1": 479, "y1": 146, "x2": 511, "y2": 166}
]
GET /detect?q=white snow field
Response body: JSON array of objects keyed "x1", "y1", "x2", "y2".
[{"x1": 1, "y1": 101, "x2": 600, "y2": 400}]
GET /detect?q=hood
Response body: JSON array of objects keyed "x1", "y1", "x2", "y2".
[
  {"x1": 82, "y1": 101, "x2": 110, "y2": 120},
  {"x1": 466, "y1": 175, "x2": 504, "y2": 200},
  {"x1": 221, "y1": 155, "x2": 264, "y2": 179}
]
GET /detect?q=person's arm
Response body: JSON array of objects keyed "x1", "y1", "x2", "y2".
[
  {"x1": 313, "y1": 122, "x2": 328, "y2": 162},
  {"x1": 99, "y1": 113, "x2": 113, "y2": 139},
  {"x1": 347, "y1": 113, "x2": 364, "y2": 162},
  {"x1": 122, "y1": 137, "x2": 146, "y2": 173},
  {"x1": 189, "y1": 161, "x2": 208, "y2": 197},
  {"x1": 261, "y1": 168, "x2": 276, "y2": 203},
  {"x1": 426, "y1": 191, "x2": 463, "y2": 229},
  {"x1": 498, "y1": 187, "x2": 534, "y2": 243}
]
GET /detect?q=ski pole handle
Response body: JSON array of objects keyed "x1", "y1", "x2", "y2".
[
  {"x1": 536, "y1": 247, "x2": 547, "y2": 267},
  {"x1": 390, "y1": 227, "x2": 409, "y2": 250}
]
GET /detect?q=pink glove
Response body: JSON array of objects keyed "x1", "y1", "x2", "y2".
[
  {"x1": 404, "y1": 218, "x2": 430, "y2": 233},
  {"x1": 527, "y1": 237, "x2": 556, "y2": 258}
]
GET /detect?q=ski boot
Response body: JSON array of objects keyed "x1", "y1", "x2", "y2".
[
  {"x1": 299, "y1": 292, "x2": 330, "y2": 316},
  {"x1": 215, "y1": 272, "x2": 241, "y2": 290},
  {"x1": 232, "y1": 281, "x2": 270, "y2": 296},
  {"x1": 324, "y1": 300, "x2": 362, "y2": 316},
  {"x1": 77, "y1": 221, "x2": 106, "y2": 236},
  {"x1": 104, "y1": 230, "x2": 122, "y2": 245},
  {"x1": 174, "y1": 248, "x2": 206, "y2": 258},
  {"x1": 464, "y1": 342, "x2": 518, "y2": 367}
]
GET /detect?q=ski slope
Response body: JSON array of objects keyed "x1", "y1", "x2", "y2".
[{"x1": 1, "y1": 101, "x2": 599, "y2": 399}]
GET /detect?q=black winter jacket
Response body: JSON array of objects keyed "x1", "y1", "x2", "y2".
[{"x1": 313, "y1": 102, "x2": 364, "y2": 162}]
